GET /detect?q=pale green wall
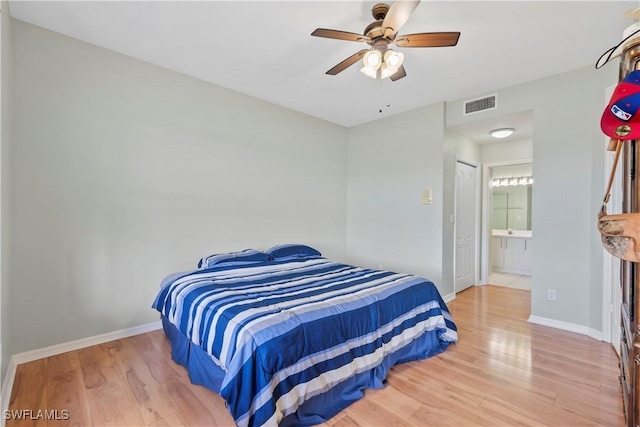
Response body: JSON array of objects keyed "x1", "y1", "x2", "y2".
[
  {"x1": 346, "y1": 104, "x2": 448, "y2": 295},
  {"x1": 447, "y1": 64, "x2": 618, "y2": 331},
  {"x1": 483, "y1": 139, "x2": 533, "y2": 164},
  {"x1": 9, "y1": 19, "x2": 348, "y2": 356}
]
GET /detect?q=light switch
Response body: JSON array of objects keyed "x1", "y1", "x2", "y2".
[{"x1": 422, "y1": 189, "x2": 433, "y2": 205}]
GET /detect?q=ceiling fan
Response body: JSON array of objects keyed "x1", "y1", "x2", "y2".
[{"x1": 311, "y1": 0, "x2": 460, "y2": 81}]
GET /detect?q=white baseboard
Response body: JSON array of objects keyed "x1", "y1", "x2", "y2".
[
  {"x1": 0, "y1": 356, "x2": 16, "y2": 427},
  {"x1": 588, "y1": 328, "x2": 604, "y2": 342},
  {"x1": 11, "y1": 321, "x2": 162, "y2": 365},
  {"x1": 442, "y1": 292, "x2": 455, "y2": 303},
  {"x1": 0, "y1": 320, "x2": 162, "y2": 425},
  {"x1": 528, "y1": 315, "x2": 604, "y2": 341}
]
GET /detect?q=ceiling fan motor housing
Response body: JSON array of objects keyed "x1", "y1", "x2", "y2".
[
  {"x1": 364, "y1": 21, "x2": 386, "y2": 42},
  {"x1": 365, "y1": 4, "x2": 391, "y2": 40},
  {"x1": 371, "y1": 3, "x2": 390, "y2": 20}
]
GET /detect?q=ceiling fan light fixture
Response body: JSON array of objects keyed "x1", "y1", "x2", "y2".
[
  {"x1": 363, "y1": 49, "x2": 382, "y2": 69},
  {"x1": 380, "y1": 49, "x2": 404, "y2": 79},
  {"x1": 361, "y1": 49, "x2": 383, "y2": 79},
  {"x1": 489, "y1": 128, "x2": 515, "y2": 139},
  {"x1": 384, "y1": 49, "x2": 404, "y2": 69},
  {"x1": 380, "y1": 63, "x2": 394, "y2": 79},
  {"x1": 360, "y1": 65, "x2": 378, "y2": 79}
]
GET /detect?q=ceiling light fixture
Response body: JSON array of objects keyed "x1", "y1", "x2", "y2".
[
  {"x1": 489, "y1": 128, "x2": 515, "y2": 139},
  {"x1": 360, "y1": 48, "x2": 404, "y2": 80}
]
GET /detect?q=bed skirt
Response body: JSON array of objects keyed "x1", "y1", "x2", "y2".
[{"x1": 161, "y1": 315, "x2": 451, "y2": 426}]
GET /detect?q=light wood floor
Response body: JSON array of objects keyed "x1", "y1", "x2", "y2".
[{"x1": 8, "y1": 285, "x2": 624, "y2": 426}]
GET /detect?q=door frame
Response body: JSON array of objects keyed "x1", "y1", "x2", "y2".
[
  {"x1": 481, "y1": 159, "x2": 533, "y2": 285},
  {"x1": 454, "y1": 157, "x2": 481, "y2": 293},
  {"x1": 602, "y1": 83, "x2": 621, "y2": 348},
  {"x1": 601, "y1": 138, "x2": 622, "y2": 348}
]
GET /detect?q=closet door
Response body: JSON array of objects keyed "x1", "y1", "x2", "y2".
[{"x1": 455, "y1": 161, "x2": 477, "y2": 293}]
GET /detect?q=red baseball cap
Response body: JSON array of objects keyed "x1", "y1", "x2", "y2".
[{"x1": 601, "y1": 70, "x2": 640, "y2": 140}]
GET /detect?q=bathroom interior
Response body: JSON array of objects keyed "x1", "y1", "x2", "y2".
[{"x1": 489, "y1": 163, "x2": 532, "y2": 290}]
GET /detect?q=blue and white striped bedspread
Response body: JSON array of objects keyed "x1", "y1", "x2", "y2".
[{"x1": 152, "y1": 257, "x2": 457, "y2": 427}]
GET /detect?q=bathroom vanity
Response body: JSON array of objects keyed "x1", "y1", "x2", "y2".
[{"x1": 491, "y1": 230, "x2": 532, "y2": 276}]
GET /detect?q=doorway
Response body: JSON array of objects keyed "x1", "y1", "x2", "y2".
[
  {"x1": 455, "y1": 160, "x2": 478, "y2": 293},
  {"x1": 481, "y1": 160, "x2": 533, "y2": 288}
]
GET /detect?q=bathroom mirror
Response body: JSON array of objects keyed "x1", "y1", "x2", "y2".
[{"x1": 491, "y1": 163, "x2": 532, "y2": 231}]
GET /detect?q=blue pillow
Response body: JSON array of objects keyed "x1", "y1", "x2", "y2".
[
  {"x1": 198, "y1": 249, "x2": 272, "y2": 269},
  {"x1": 266, "y1": 244, "x2": 321, "y2": 259}
]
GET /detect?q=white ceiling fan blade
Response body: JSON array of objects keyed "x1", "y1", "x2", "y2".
[{"x1": 382, "y1": 0, "x2": 421, "y2": 39}]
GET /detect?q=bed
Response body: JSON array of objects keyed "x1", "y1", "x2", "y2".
[{"x1": 152, "y1": 245, "x2": 458, "y2": 427}]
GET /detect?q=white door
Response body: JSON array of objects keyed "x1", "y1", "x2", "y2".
[{"x1": 455, "y1": 161, "x2": 477, "y2": 292}]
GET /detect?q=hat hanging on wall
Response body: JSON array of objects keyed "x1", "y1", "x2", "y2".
[
  {"x1": 601, "y1": 70, "x2": 640, "y2": 140},
  {"x1": 595, "y1": 21, "x2": 640, "y2": 69}
]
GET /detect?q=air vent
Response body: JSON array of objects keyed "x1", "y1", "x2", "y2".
[{"x1": 463, "y1": 94, "x2": 497, "y2": 116}]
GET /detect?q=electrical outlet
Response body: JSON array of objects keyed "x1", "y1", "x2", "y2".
[{"x1": 547, "y1": 289, "x2": 556, "y2": 301}]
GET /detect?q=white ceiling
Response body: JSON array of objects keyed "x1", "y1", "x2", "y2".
[{"x1": 7, "y1": 0, "x2": 637, "y2": 138}]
